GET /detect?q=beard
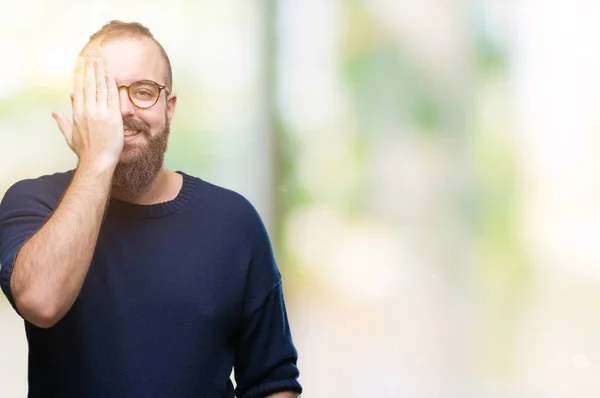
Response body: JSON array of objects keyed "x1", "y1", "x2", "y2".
[{"x1": 112, "y1": 115, "x2": 170, "y2": 200}]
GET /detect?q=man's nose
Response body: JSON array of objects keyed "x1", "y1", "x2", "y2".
[{"x1": 118, "y1": 88, "x2": 135, "y2": 118}]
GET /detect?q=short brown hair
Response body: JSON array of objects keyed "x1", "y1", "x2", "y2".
[{"x1": 81, "y1": 20, "x2": 173, "y2": 91}]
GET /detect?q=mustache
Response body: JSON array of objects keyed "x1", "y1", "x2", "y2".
[{"x1": 123, "y1": 117, "x2": 150, "y2": 134}]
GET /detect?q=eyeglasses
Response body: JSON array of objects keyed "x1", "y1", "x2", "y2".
[{"x1": 117, "y1": 80, "x2": 170, "y2": 110}]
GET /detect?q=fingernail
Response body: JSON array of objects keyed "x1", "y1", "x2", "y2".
[{"x1": 87, "y1": 50, "x2": 95, "y2": 57}]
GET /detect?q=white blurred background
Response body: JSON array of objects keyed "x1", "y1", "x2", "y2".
[{"x1": 3, "y1": 0, "x2": 600, "y2": 397}]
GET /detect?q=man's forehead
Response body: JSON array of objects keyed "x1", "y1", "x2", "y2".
[
  {"x1": 82, "y1": 38, "x2": 165, "y2": 83},
  {"x1": 86, "y1": 38, "x2": 157, "y2": 61}
]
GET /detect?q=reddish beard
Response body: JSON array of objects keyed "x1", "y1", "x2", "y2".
[{"x1": 112, "y1": 116, "x2": 170, "y2": 200}]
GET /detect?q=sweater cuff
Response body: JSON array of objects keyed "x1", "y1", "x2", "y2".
[{"x1": 240, "y1": 379, "x2": 302, "y2": 398}]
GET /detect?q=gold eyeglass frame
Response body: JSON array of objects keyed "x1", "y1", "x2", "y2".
[{"x1": 117, "y1": 80, "x2": 170, "y2": 110}]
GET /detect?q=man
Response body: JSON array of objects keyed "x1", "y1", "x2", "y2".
[{"x1": 0, "y1": 20, "x2": 302, "y2": 398}]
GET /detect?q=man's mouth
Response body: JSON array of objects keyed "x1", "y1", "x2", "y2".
[{"x1": 124, "y1": 129, "x2": 139, "y2": 137}]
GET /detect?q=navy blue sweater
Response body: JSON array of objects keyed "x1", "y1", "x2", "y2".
[{"x1": 0, "y1": 170, "x2": 302, "y2": 398}]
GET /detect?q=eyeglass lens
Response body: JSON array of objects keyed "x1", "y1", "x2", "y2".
[{"x1": 128, "y1": 81, "x2": 160, "y2": 108}]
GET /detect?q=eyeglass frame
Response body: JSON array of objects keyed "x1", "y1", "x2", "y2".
[{"x1": 117, "y1": 79, "x2": 171, "y2": 110}]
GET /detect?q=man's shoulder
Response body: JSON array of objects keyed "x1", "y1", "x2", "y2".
[
  {"x1": 189, "y1": 174, "x2": 254, "y2": 210},
  {"x1": 1, "y1": 169, "x2": 75, "y2": 208},
  {"x1": 184, "y1": 173, "x2": 264, "y2": 224}
]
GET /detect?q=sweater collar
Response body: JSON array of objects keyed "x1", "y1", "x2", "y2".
[{"x1": 107, "y1": 171, "x2": 198, "y2": 219}]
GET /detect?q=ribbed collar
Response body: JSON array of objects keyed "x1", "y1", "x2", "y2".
[{"x1": 107, "y1": 171, "x2": 198, "y2": 219}]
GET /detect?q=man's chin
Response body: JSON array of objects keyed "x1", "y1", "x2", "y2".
[
  {"x1": 117, "y1": 156, "x2": 137, "y2": 166},
  {"x1": 118, "y1": 146, "x2": 146, "y2": 164},
  {"x1": 112, "y1": 123, "x2": 170, "y2": 198}
]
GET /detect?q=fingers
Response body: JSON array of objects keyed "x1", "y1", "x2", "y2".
[
  {"x1": 106, "y1": 73, "x2": 120, "y2": 116},
  {"x1": 95, "y1": 58, "x2": 108, "y2": 109},
  {"x1": 73, "y1": 51, "x2": 113, "y2": 112},
  {"x1": 83, "y1": 51, "x2": 96, "y2": 110},
  {"x1": 52, "y1": 112, "x2": 73, "y2": 147},
  {"x1": 73, "y1": 56, "x2": 85, "y2": 115}
]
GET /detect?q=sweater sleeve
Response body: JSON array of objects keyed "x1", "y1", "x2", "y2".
[
  {"x1": 233, "y1": 203, "x2": 302, "y2": 398},
  {"x1": 0, "y1": 179, "x2": 56, "y2": 315}
]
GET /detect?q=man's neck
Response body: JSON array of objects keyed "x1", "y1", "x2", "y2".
[{"x1": 111, "y1": 168, "x2": 183, "y2": 205}]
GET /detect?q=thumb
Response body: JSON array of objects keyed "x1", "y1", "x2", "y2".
[{"x1": 52, "y1": 112, "x2": 73, "y2": 147}]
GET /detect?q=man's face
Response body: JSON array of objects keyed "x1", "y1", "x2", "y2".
[{"x1": 83, "y1": 37, "x2": 177, "y2": 198}]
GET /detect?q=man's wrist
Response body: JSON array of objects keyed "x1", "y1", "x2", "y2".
[{"x1": 77, "y1": 154, "x2": 118, "y2": 177}]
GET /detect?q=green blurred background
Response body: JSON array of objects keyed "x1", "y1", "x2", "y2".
[{"x1": 2, "y1": 0, "x2": 600, "y2": 396}]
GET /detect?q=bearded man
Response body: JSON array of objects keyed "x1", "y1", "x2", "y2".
[{"x1": 0, "y1": 20, "x2": 302, "y2": 398}]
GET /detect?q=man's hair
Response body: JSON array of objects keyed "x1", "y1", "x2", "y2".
[{"x1": 81, "y1": 20, "x2": 173, "y2": 91}]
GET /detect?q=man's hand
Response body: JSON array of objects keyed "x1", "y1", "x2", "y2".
[
  {"x1": 52, "y1": 50, "x2": 124, "y2": 169},
  {"x1": 7, "y1": 51, "x2": 123, "y2": 328}
]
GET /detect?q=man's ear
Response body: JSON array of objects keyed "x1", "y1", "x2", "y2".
[{"x1": 166, "y1": 93, "x2": 177, "y2": 120}]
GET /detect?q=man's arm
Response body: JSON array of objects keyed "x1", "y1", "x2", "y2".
[
  {"x1": 8, "y1": 51, "x2": 124, "y2": 328},
  {"x1": 232, "y1": 198, "x2": 302, "y2": 398},
  {"x1": 10, "y1": 163, "x2": 114, "y2": 328}
]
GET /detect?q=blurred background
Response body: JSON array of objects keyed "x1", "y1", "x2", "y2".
[{"x1": 2, "y1": 0, "x2": 600, "y2": 396}]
